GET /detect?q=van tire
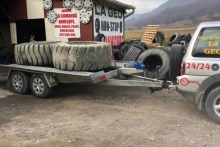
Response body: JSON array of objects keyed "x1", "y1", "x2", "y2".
[
  {"x1": 14, "y1": 42, "x2": 58, "y2": 66},
  {"x1": 0, "y1": 25, "x2": 13, "y2": 57},
  {"x1": 205, "y1": 87, "x2": 220, "y2": 124},
  {"x1": 53, "y1": 41, "x2": 112, "y2": 71},
  {"x1": 168, "y1": 33, "x2": 181, "y2": 46},
  {"x1": 137, "y1": 48, "x2": 170, "y2": 78},
  {"x1": 169, "y1": 44, "x2": 184, "y2": 79}
]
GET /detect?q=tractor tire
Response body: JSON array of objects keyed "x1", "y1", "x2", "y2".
[
  {"x1": 0, "y1": 25, "x2": 13, "y2": 57},
  {"x1": 53, "y1": 41, "x2": 112, "y2": 71},
  {"x1": 168, "y1": 33, "x2": 181, "y2": 46},
  {"x1": 169, "y1": 44, "x2": 184, "y2": 79},
  {"x1": 137, "y1": 48, "x2": 170, "y2": 78},
  {"x1": 14, "y1": 42, "x2": 59, "y2": 66}
]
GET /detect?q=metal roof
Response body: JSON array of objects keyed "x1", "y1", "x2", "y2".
[{"x1": 94, "y1": 0, "x2": 135, "y2": 10}]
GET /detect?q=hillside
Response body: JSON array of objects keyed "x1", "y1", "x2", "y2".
[{"x1": 126, "y1": 0, "x2": 220, "y2": 29}]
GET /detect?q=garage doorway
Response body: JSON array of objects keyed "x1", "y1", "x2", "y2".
[{"x1": 16, "y1": 18, "x2": 46, "y2": 44}]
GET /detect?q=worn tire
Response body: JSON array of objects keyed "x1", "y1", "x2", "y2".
[
  {"x1": 0, "y1": 25, "x2": 12, "y2": 57},
  {"x1": 95, "y1": 33, "x2": 105, "y2": 42},
  {"x1": 14, "y1": 42, "x2": 59, "y2": 66},
  {"x1": 137, "y1": 48, "x2": 170, "y2": 78},
  {"x1": 162, "y1": 46, "x2": 171, "y2": 53},
  {"x1": 118, "y1": 41, "x2": 130, "y2": 50},
  {"x1": 119, "y1": 44, "x2": 131, "y2": 56},
  {"x1": 132, "y1": 41, "x2": 148, "y2": 50},
  {"x1": 181, "y1": 33, "x2": 192, "y2": 44},
  {"x1": 153, "y1": 31, "x2": 165, "y2": 46},
  {"x1": 205, "y1": 87, "x2": 220, "y2": 124},
  {"x1": 53, "y1": 41, "x2": 112, "y2": 71},
  {"x1": 168, "y1": 33, "x2": 181, "y2": 46},
  {"x1": 169, "y1": 44, "x2": 184, "y2": 79}
]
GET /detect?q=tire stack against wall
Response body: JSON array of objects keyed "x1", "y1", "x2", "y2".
[{"x1": 14, "y1": 41, "x2": 113, "y2": 71}]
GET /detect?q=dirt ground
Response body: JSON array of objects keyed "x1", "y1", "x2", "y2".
[{"x1": 0, "y1": 82, "x2": 219, "y2": 147}]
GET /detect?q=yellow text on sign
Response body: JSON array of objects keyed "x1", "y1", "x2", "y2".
[{"x1": 204, "y1": 49, "x2": 220, "y2": 54}]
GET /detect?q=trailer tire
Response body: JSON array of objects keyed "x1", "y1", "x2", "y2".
[
  {"x1": 168, "y1": 33, "x2": 181, "y2": 46},
  {"x1": 169, "y1": 44, "x2": 184, "y2": 79},
  {"x1": 10, "y1": 71, "x2": 30, "y2": 94},
  {"x1": 0, "y1": 25, "x2": 13, "y2": 57},
  {"x1": 14, "y1": 42, "x2": 59, "y2": 66},
  {"x1": 53, "y1": 41, "x2": 112, "y2": 71},
  {"x1": 137, "y1": 48, "x2": 170, "y2": 78},
  {"x1": 30, "y1": 74, "x2": 52, "y2": 99}
]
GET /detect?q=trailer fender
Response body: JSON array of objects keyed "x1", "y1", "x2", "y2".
[{"x1": 196, "y1": 74, "x2": 220, "y2": 110}]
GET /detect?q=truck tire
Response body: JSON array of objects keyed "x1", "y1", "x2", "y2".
[
  {"x1": 30, "y1": 74, "x2": 52, "y2": 99},
  {"x1": 10, "y1": 71, "x2": 30, "y2": 94},
  {"x1": 53, "y1": 41, "x2": 112, "y2": 71},
  {"x1": 137, "y1": 48, "x2": 170, "y2": 78},
  {"x1": 14, "y1": 42, "x2": 59, "y2": 66},
  {"x1": 0, "y1": 25, "x2": 13, "y2": 57},
  {"x1": 169, "y1": 44, "x2": 184, "y2": 79},
  {"x1": 205, "y1": 86, "x2": 220, "y2": 124},
  {"x1": 168, "y1": 33, "x2": 181, "y2": 46}
]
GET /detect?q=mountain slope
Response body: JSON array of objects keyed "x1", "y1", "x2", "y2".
[{"x1": 126, "y1": 0, "x2": 220, "y2": 29}]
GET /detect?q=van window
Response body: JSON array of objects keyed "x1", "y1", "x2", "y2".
[{"x1": 192, "y1": 27, "x2": 220, "y2": 58}]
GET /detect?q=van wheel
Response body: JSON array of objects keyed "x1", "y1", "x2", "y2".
[
  {"x1": 205, "y1": 87, "x2": 220, "y2": 124},
  {"x1": 10, "y1": 71, "x2": 30, "y2": 94},
  {"x1": 30, "y1": 74, "x2": 52, "y2": 99}
]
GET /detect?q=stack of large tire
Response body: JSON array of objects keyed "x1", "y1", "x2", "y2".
[{"x1": 14, "y1": 41, "x2": 112, "y2": 71}]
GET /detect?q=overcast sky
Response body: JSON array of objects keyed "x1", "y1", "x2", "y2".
[{"x1": 117, "y1": 0, "x2": 169, "y2": 14}]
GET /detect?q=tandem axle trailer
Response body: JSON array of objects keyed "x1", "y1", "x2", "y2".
[{"x1": 0, "y1": 61, "x2": 175, "y2": 98}]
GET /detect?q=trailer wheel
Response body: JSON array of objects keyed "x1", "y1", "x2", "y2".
[
  {"x1": 53, "y1": 41, "x2": 112, "y2": 71},
  {"x1": 10, "y1": 71, "x2": 30, "y2": 94},
  {"x1": 205, "y1": 87, "x2": 220, "y2": 124},
  {"x1": 30, "y1": 74, "x2": 51, "y2": 99}
]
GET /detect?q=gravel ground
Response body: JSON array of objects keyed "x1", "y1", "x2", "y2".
[{"x1": 0, "y1": 82, "x2": 219, "y2": 147}]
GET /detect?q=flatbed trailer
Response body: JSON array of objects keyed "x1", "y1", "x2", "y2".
[{"x1": 0, "y1": 61, "x2": 175, "y2": 98}]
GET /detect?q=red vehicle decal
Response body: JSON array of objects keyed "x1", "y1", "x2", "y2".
[
  {"x1": 180, "y1": 78, "x2": 201, "y2": 86},
  {"x1": 186, "y1": 63, "x2": 211, "y2": 70}
]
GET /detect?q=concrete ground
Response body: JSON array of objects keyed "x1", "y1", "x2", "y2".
[{"x1": 0, "y1": 82, "x2": 219, "y2": 147}]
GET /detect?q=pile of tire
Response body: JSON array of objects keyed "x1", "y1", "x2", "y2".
[
  {"x1": 14, "y1": 41, "x2": 113, "y2": 71},
  {"x1": 116, "y1": 30, "x2": 165, "y2": 61},
  {"x1": 168, "y1": 33, "x2": 192, "y2": 46}
]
